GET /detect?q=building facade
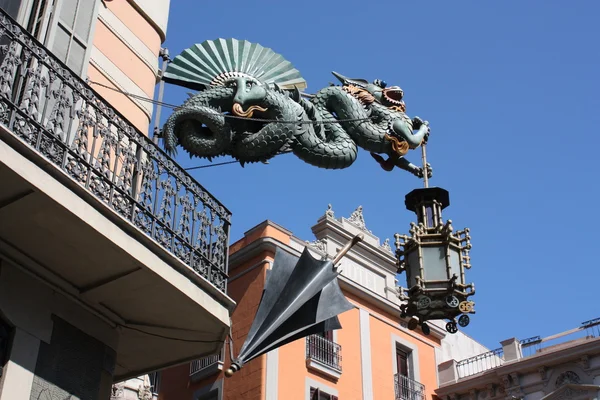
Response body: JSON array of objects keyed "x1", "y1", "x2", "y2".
[
  {"x1": 157, "y1": 206, "x2": 489, "y2": 400},
  {"x1": 436, "y1": 319, "x2": 600, "y2": 400},
  {"x1": 0, "y1": 1, "x2": 234, "y2": 399}
]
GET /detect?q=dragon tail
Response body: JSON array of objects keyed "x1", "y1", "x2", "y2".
[{"x1": 162, "y1": 106, "x2": 232, "y2": 159}]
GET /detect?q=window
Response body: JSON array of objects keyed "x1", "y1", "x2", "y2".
[
  {"x1": 25, "y1": 0, "x2": 52, "y2": 41},
  {"x1": 394, "y1": 344, "x2": 425, "y2": 400},
  {"x1": 317, "y1": 330, "x2": 333, "y2": 341},
  {"x1": 1, "y1": 0, "x2": 98, "y2": 76},
  {"x1": 396, "y1": 346, "x2": 409, "y2": 377},
  {"x1": 0, "y1": 0, "x2": 24, "y2": 20},
  {"x1": 46, "y1": 0, "x2": 97, "y2": 75},
  {"x1": 310, "y1": 387, "x2": 338, "y2": 400}
]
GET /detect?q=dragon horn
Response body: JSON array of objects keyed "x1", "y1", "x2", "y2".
[
  {"x1": 292, "y1": 87, "x2": 301, "y2": 102},
  {"x1": 331, "y1": 71, "x2": 369, "y2": 88}
]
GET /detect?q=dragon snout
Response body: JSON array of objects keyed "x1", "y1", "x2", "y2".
[{"x1": 382, "y1": 86, "x2": 404, "y2": 106}]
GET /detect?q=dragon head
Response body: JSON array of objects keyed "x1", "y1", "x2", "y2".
[
  {"x1": 332, "y1": 71, "x2": 406, "y2": 111},
  {"x1": 226, "y1": 76, "x2": 269, "y2": 117},
  {"x1": 373, "y1": 84, "x2": 405, "y2": 110}
]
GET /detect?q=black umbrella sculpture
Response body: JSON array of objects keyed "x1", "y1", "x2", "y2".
[{"x1": 224, "y1": 234, "x2": 364, "y2": 377}]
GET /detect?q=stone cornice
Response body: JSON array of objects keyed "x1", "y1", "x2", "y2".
[{"x1": 310, "y1": 215, "x2": 397, "y2": 271}]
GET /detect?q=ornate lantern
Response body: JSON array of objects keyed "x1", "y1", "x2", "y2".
[{"x1": 394, "y1": 149, "x2": 475, "y2": 335}]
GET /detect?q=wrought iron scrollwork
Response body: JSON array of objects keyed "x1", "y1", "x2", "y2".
[{"x1": 0, "y1": 9, "x2": 230, "y2": 292}]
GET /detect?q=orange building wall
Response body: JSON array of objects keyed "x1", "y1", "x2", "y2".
[
  {"x1": 369, "y1": 315, "x2": 438, "y2": 400},
  {"x1": 159, "y1": 254, "x2": 272, "y2": 400},
  {"x1": 159, "y1": 222, "x2": 443, "y2": 400}
]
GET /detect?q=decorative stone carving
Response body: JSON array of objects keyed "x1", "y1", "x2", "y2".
[
  {"x1": 347, "y1": 205, "x2": 372, "y2": 233},
  {"x1": 110, "y1": 383, "x2": 125, "y2": 399},
  {"x1": 138, "y1": 375, "x2": 153, "y2": 400},
  {"x1": 555, "y1": 370, "x2": 580, "y2": 387},
  {"x1": 469, "y1": 389, "x2": 477, "y2": 400},
  {"x1": 381, "y1": 238, "x2": 393, "y2": 253},
  {"x1": 306, "y1": 238, "x2": 327, "y2": 253},
  {"x1": 553, "y1": 386, "x2": 587, "y2": 400},
  {"x1": 579, "y1": 355, "x2": 590, "y2": 370},
  {"x1": 539, "y1": 366, "x2": 548, "y2": 380},
  {"x1": 486, "y1": 383, "x2": 496, "y2": 398},
  {"x1": 325, "y1": 203, "x2": 335, "y2": 218}
]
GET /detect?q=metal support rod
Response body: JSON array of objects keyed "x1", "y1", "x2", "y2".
[
  {"x1": 153, "y1": 48, "x2": 170, "y2": 145},
  {"x1": 421, "y1": 143, "x2": 429, "y2": 188},
  {"x1": 332, "y1": 234, "x2": 364, "y2": 265}
]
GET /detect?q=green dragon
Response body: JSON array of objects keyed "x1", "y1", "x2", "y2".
[{"x1": 162, "y1": 39, "x2": 431, "y2": 178}]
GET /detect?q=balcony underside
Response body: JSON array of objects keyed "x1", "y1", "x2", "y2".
[{"x1": 0, "y1": 132, "x2": 234, "y2": 379}]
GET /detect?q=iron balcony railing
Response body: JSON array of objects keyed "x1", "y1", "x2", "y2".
[
  {"x1": 190, "y1": 353, "x2": 222, "y2": 376},
  {"x1": 148, "y1": 371, "x2": 161, "y2": 396},
  {"x1": 0, "y1": 9, "x2": 230, "y2": 292},
  {"x1": 394, "y1": 373, "x2": 425, "y2": 400},
  {"x1": 456, "y1": 347, "x2": 504, "y2": 378},
  {"x1": 520, "y1": 317, "x2": 600, "y2": 357},
  {"x1": 306, "y1": 334, "x2": 342, "y2": 372}
]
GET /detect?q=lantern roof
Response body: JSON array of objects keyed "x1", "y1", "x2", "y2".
[{"x1": 404, "y1": 187, "x2": 450, "y2": 213}]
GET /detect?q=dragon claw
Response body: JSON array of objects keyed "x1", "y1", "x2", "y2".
[{"x1": 414, "y1": 163, "x2": 433, "y2": 179}]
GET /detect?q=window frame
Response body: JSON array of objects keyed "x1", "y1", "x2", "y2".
[
  {"x1": 43, "y1": 0, "x2": 100, "y2": 78},
  {"x1": 390, "y1": 334, "x2": 421, "y2": 383},
  {"x1": 0, "y1": 0, "x2": 99, "y2": 77},
  {"x1": 310, "y1": 387, "x2": 338, "y2": 400},
  {"x1": 396, "y1": 345, "x2": 410, "y2": 378}
]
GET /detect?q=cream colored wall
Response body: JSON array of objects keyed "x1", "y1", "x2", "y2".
[
  {"x1": 433, "y1": 320, "x2": 491, "y2": 366},
  {"x1": 128, "y1": 0, "x2": 171, "y2": 40},
  {"x1": 88, "y1": 0, "x2": 169, "y2": 133}
]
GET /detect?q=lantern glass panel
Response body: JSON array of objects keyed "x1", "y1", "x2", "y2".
[
  {"x1": 421, "y1": 246, "x2": 448, "y2": 281},
  {"x1": 448, "y1": 246, "x2": 462, "y2": 281},
  {"x1": 406, "y1": 249, "x2": 420, "y2": 287}
]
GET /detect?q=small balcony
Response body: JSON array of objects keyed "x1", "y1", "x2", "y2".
[
  {"x1": 189, "y1": 350, "x2": 224, "y2": 382},
  {"x1": 0, "y1": 9, "x2": 234, "y2": 379},
  {"x1": 306, "y1": 334, "x2": 342, "y2": 380},
  {"x1": 394, "y1": 374, "x2": 425, "y2": 400}
]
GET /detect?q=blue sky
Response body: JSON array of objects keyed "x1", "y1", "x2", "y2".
[{"x1": 156, "y1": 1, "x2": 600, "y2": 350}]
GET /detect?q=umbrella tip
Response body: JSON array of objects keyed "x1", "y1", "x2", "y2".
[{"x1": 225, "y1": 362, "x2": 241, "y2": 378}]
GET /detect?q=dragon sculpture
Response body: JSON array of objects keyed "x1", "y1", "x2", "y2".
[{"x1": 162, "y1": 39, "x2": 432, "y2": 178}]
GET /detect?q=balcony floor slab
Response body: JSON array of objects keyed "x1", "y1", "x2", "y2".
[{"x1": 0, "y1": 133, "x2": 235, "y2": 379}]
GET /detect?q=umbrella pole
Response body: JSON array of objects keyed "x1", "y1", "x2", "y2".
[{"x1": 332, "y1": 233, "x2": 364, "y2": 265}]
